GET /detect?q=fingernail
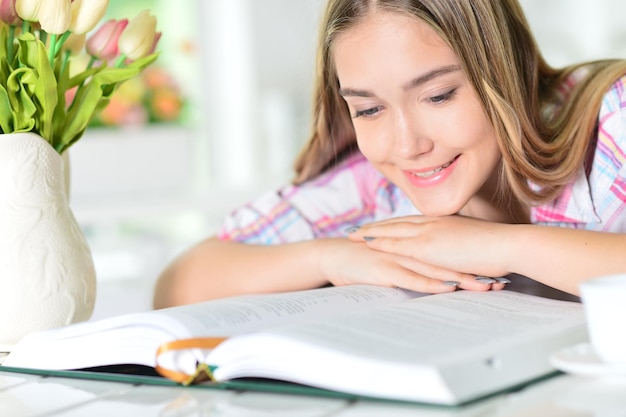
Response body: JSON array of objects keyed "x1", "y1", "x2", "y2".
[
  {"x1": 494, "y1": 277, "x2": 511, "y2": 284},
  {"x1": 443, "y1": 281, "x2": 460, "y2": 287},
  {"x1": 363, "y1": 236, "x2": 376, "y2": 241},
  {"x1": 475, "y1": 276, "x2": 497, "y2": 284},
  {"x1": 345, "y1": 226, "x2": 360, "y2": 234}
]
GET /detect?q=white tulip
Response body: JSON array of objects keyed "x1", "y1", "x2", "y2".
[
  {"x1": 38, "y1": 0, "x2": 71, "y2": 34},
  {"x1": 69, "y1": 0, "x2": 109, "y2": 35},
  {"x1": 15, "y1": 0, "x2": 43, "y2": 22},
  {"x1": 118, "y1": 10, "x2": 157, "y2": 60}
]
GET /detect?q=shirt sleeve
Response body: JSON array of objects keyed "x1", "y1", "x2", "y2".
[
  {"x1": 587, "y1": 74, "x2": 626, "y2": 231},
  {"x1": 217, "y1": 152, "x2": 394, "y2": 244},
  {"x1": 531, "y1": 75, "x2": 626, "y2": 230}
]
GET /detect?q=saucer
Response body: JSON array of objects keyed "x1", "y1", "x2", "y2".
[{"x1": 550, "y1": 343, "x2": 626, "y2": 377}]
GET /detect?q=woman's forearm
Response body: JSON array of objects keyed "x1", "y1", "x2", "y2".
[
  {"x1": 153, "y1": 237, "x2": 329, "y2": 309},
  {"x1": 506, "y1": 225, "x2": 626, "y2": 295}
]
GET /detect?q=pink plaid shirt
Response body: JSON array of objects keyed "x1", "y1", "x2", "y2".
[{"x1": 219, "y1": 76, "x2": 626, "y2": 243}]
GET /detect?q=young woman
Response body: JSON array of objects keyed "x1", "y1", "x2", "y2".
[{"x1": 153, "y1": 0, "x2": 626, "y2": 308}]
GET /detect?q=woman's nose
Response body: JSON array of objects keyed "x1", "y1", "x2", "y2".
[{"x1": 392, "y1": 112, "x2": 433, "y2": 158}]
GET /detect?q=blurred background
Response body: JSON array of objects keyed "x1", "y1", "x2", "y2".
[{"x1": 71, "y1": 0, "x2": 626, "y2": 319}]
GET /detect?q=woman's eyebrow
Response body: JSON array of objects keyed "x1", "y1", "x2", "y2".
[
  {"x1": 338, "y1": 64, "x2": 461, "y2": 98},
  {"x1": 402, "y1": 65, "x2": 461, "y2": 91},
  {"x1": 338, "y1": 87, "x2": 374, "y2": 98}
]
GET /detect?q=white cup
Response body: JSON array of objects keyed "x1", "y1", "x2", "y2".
[{"x1": 580, "y1": 274, "x2": 626, "y2": 365}]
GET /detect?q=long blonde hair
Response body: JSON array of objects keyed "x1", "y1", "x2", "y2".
[{"x1": 294, "y1": 0, "x2": 626, "y2": 205}]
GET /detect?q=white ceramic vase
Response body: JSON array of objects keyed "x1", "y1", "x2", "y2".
[{"x1": 0, "y1": 132, "x2": 96, "y2": 348}]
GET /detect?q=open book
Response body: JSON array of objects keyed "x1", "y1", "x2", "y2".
[{"x1": 1, "y1": 285, "x2": 586, "y2": 405}]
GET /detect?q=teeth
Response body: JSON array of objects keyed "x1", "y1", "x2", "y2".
[{"x1": 412, "y1": 160, "x2": 454, "y2": 178}]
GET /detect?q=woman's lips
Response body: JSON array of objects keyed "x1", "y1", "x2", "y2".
[
  {"x1": 411, "y1": 156, "x2": 458, "y2": 178},
  {"x1": 404, "y1": 155, "x2": 460, "y2": 187}
]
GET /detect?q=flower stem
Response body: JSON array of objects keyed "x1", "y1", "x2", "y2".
[
  {"x1": 115, "y1": 54, "x2": 127, "y2": 68},
  {"x1": 21, "y1": 20, "x2": 29, "y2": 35},
  {"x1": 54, "y1": 32, "x2": 71, "y2": 57},
  {"x1": 60, "y1": 50, "x2": 71, "y2": 76},
  {"x1": 74, "y1": 56, "x2": 96, "y2": 93},
  {"x1": 7, "y1": 26, "x2": 15, "y2": 64},
  {"x1": 48, "y1": 34, "x2": 58, "y2": 66}
]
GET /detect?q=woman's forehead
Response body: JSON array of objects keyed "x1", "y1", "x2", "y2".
[{"x1": 331, "y1": 11, "x2": 456, "y2": 86}]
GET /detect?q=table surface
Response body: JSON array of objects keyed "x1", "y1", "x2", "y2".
[{"x1": 1, "y1": 369, "x2": 625, "y2": 417}]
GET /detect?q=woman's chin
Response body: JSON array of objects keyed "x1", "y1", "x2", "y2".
[
  {"x1": 404, "y1": 188, "x2": 468, "y2": 217},
  {"x1": 412, "y1": 203, "x2": 462, "y2": 217}
]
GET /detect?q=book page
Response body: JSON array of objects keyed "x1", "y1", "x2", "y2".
[
  {"x1": 3, "y1": 285, "x2": 422, "y2": 371},
  {"x1": 154, "y1": 285, "x2": 426, "y2": 375},
  {"x1": 208, "y1": 290, "x2": 586, "y2": 403},
  {"x1": 158, "y1": 284, "x2": 424, "y2": 336},
  {"x1": 239, "y1": 290, "x2": 584, "y2": 363}
]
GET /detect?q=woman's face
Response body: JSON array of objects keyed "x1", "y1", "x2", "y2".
[{"x1": 333, "y1": 11, "x2": 501, "y2": 216}]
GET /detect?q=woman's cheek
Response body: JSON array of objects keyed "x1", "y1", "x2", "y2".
[{"x1": 355, "y1": 126, "x2": 389, "y2": 163}]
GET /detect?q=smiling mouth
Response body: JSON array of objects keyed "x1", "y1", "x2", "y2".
[{"x1": 411, "y1": 156, "x2": 459, "y2": 178}]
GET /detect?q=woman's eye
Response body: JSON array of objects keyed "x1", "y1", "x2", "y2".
[
  {"x1": 353, "y1": 106, "x2": 382, "y2": 118},
  {"x1": 428, "y1": 89, "x2": 457, "y2": 104}
]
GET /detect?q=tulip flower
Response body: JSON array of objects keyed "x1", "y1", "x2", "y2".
[
  {"x1": 62, "y1": 32, "x2": 85, "y2": 55},
  {"x1": 147, "y1": 31, "x2": 161, "y2": 55},
  {"x1": 1, "y1": 0, "x2": 160, "y2": 153},
  {"x1": 117, "y1": 10, "x2": 157, "y2": 62},
  {"x1": 86, "y1": 18, "x2": 127, "y2": 62},
  {"x1": 38, "y1": 0, "x2": 71, "y2": 34},
  {"x1": 15, "y1": 0, "x2": 41, "y2": 22},
  {"x1": 69, "y1": 0, "x2": 108, "y2": 35},
  {"x1": 56, "y1": 32, "x2": 84, "y2": 76},
  {"x1": 1, "y1": 0, "x2": 20, "y2": 63},
  {"x1": 0, "y1": 0, "x2": 20, "y2": 26}
]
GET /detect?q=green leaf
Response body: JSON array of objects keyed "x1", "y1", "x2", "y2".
[
  {"x1": 67, "y1": 65, "x2": 104, "y2": 89},
  {"x1": 0, "y1": 26, "x2": 8, "y2": 65},
  {"x1": 0, "y1": 84, "x2": 14, "y2": 133},
  {"x1": 58, "y1": 65, "x2": 145, "y2": 152},
  {"x1": 51, "y1": 49, "x2": 71, "y2": 151},
  {"x1": 127, "y1": 52, "x2": 160, "y2": 71},
  {"x1": 6, "y1": 67, "x2": 37, "y2": 132},
  {"x1": 17, "y1": 32, "x2": 58, "y2": 145},
  {"x1": 0, "y1": 57, "x2": 13, "y2": 90}
]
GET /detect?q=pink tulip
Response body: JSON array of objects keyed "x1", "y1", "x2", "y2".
[
  {"x1": 0, "y1": 0, "x2": 20, "y2": 25},
  {"x1": 86, "y1": 18, "x2": 128, "y2": 61},
  {"x1": 1, "y1": 0, "x2": 20, "y2": 25},
  {"x1": 147, "y1": 31, "x2": 161, "y2": 55}
]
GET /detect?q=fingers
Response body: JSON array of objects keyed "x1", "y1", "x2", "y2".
[
  {"x1": 490, "y1": 277, "x2": 510, "y2": 291},
  {"x1": 359, "y1": 233, "x2": 424, "y2": 260},
  {"x1": 388, "y1": 271, "x2": 508, "y2": 294},
  {"x1": 352, "y1": 240, "x2": 510, "y2": 293},
  {"x1": 393, "y1": 251, "x2": 511, "y2": 292},
  {"x1": 379, "y1": 268, "x2": 501, "y2": 294},
  {"x1": 378, "y1": 254, "x2": 503, "y2": 294},
  {"x1": 395, "y1": 256, "x2": 479, "y2": 291},
  {"x1": 346, "y1": 221, "x2": 421, "y2": 241}
]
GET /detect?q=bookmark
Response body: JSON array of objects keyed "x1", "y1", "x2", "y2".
[{"x1": 155, "y1": 337, "x2": 226, "y2": 385}]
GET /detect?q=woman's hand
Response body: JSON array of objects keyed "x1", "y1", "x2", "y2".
[
  {"x1": 315, "y1": 236, "x2": 502, "y2": 294},
  {"x1": 346, "y1": 215, "x2": 513, "y2": 287}
]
